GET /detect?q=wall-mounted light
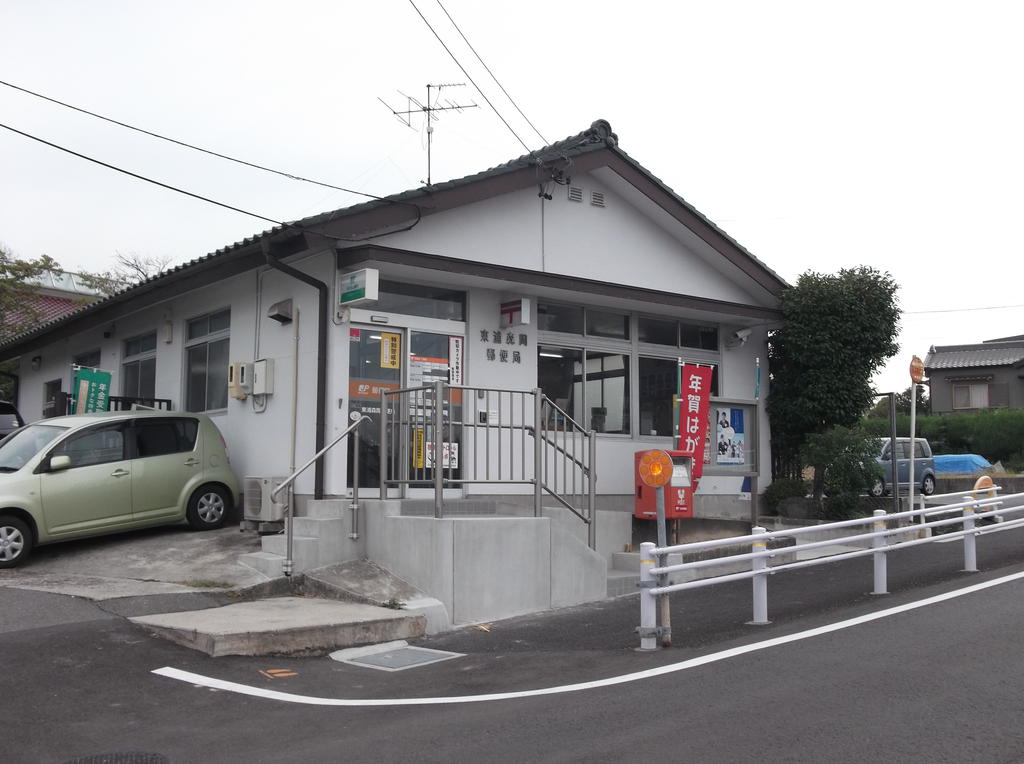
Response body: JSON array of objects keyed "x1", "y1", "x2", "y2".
[
  {"x1": 162, "y1": 320, "x2": 174, "y2": 344},
  {"x1": 30, "y1": 355, "x2": 41, "y2": 371}
]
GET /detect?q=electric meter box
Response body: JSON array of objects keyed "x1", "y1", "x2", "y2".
[
  {"x1": 634, "y1": 449, "x2": 694, "y2": 519},
  {"x1": 252, "y1": 358, "x2": 274, "y2": 395}
]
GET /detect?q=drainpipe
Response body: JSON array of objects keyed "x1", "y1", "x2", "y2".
[{"x1": 263, "y1": 242, "x2": 328, "y2": 499}]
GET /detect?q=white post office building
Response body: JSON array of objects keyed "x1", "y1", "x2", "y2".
[{"x1": 0, "y1": 120, "x2": 787, "y2": 626}]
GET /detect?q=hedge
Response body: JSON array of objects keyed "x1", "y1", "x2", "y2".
[{"x1": 862, "y1": 409, "x2": 1024, "y2": 472}]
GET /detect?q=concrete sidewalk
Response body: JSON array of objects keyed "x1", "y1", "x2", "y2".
[
  {"x1": 1, "y1": 517, "x2": 977, "y2": 659},
  {"x1": 0, "y1": 524, "x2": 428, "y2": 656}
]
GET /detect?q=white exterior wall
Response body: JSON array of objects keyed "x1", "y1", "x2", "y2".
[
  {"x1": 10, "y1": 168, "x2": 777, "y2": 515},
  {"x1": 382, "y1": 174, "x2": 770, "y2": 307}
]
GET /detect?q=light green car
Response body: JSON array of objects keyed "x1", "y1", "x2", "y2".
[{"x1": 0, "y1": 410, "x2": 241, "y2": 568}]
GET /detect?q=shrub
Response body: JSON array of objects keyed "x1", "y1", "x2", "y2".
[
  {"x1": 800, "y1": 425, "x2": 881, "y2": 499},
  {"x1": 821, "y1": 493, "x2": 865, "y2": 521},
  {"x1": 762, "y1": 478, "x2": 807, "y2": 514}
]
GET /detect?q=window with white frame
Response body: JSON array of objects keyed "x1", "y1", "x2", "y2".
[
  {"x1": 185, "y1": 309, "x2": 230, "y2": 412},
  {"x1": 953, "y1": 383, "x2": 989, "y2": 410},
  {"x1": 122, "y1": 332, "x2": 156, "y2": 399},
  {"x1": 537, "y1": 303, "x2": 721, "y2": 438}
]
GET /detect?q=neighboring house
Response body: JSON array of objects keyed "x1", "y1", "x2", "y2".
[
  {"x1": 1, "y1": 271, "x2": 102, "y2": 403},
  {"x1": 0, "y1": 120, "x2": 787, "y2": 625},
  {"x1": 924, "y1": 335, "x2": 1024, "y2": 413},
  {"x1": 2, "y1": 271, "x2": 102, "y2": 339}
]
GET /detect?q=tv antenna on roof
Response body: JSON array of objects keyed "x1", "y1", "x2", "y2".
[{"x1": 378, "y1": 83, "x2": 477, "y2": 187}]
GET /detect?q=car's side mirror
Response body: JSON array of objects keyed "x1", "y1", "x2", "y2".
[{"x1": 48, "y1": 454, "x2": 72, "y2": 471}]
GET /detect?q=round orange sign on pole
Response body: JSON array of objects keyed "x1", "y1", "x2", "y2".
[
  {"x1": 909, "y1": 355, "x2": 925, "y2": 384},
  {"x1": 638, "y1": 449, "x2": 674, "y2": 488}
]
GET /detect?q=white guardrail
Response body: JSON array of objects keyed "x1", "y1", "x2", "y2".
[{"x1": 637, "y1": 484, "x2": 1024, "y2": 650}]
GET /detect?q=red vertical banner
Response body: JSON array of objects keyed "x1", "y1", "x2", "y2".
[{"x1": 678, "y1": 364, "x2": 713, "y2": 483}]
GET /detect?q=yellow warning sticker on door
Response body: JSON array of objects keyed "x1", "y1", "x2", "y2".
[{"x1": 380, "y1": 333, "x2": 401, "y2": 369}]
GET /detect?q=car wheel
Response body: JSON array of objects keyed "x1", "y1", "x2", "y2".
[
  {"x1": 921, "y1": 475, "x2": 936, "y2": 496},
  {"x1": 0, "y1": 515, "x2": 32, "y2": 568},
  {"x1": 869, "y1": 478, "x2": 886, "y2": 498},
  {"x1": 186, "y1": 485, "x2": 230, "y2": 530}
]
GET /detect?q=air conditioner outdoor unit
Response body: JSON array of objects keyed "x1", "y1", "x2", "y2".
[{"x1": 242, "y1": 476, "x2": 288, "y2": 532}]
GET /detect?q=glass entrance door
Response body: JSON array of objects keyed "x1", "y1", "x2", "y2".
[
  {"x1": 347, "y1": 327, "x2": 464, "y2": 492},
  {"x1": 347, "y1": 327, "x2": 401, "y2": 491}
]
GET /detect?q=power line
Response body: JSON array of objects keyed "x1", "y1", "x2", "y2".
[
  {"x1": 431, "y1": 0, "x2": 548, "y2": 146},
  {"x1": 0, "y1": 78, "x2": 418, "y2": 208},
  {"x1": 0, "y1": 121, "x2": 420, "y2": 241},
  {"x1": 905, "y1": 303, "x2": 1024, "y2": 315},
  {"x1": 407, "y1": 0, "x2": 534, "y2": 155}
]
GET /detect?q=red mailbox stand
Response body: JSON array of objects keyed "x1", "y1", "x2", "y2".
[{"x1": 634, "y1": 449, "x2": 694, "y2": 519}]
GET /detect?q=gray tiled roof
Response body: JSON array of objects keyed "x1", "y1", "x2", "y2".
[
  {"x1": 924, "y1": 340, "x2": 1024, "y2": 370},
  {"x1": 0, "y1": 119, "x2": 788, "y2": 355}
]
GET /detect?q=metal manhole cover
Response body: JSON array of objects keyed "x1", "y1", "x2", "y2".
[{"x1": 333, "y1": 645, "x2": 463, "y2": 672}]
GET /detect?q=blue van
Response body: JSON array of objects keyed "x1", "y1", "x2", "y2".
[{"x1": 870, "y1": 437, "x2": 936, "y2": 497}]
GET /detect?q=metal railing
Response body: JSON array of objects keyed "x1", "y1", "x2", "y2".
[
  {"x1": 108, "y1": 396, "x2": 173, "y2": 411},
  {"x1": 636, "y1": 485, "x2": 1024, "y2": 650},
  {"x1": 380, "y1": 381, "x2": 597, "y2": 548},
  {"x1": 270, "y1": 414, "x2": 371, "y2": 576}
]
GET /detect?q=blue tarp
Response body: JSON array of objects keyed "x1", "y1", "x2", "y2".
[{"x1": 933, "y1": 454, "x2": 992, "y2": 474}]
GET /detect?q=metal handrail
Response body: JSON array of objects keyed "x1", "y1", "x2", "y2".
[
  {"x1": 379, "y1": 383, "x2": 597, "y2": 548},
  {"x1": 271, "y1": 414, "x2": 371, "y2": 576}
]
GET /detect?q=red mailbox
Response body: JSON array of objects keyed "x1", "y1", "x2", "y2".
[{"x1": 634, "y1": 449, "x2": 694, "y2": 519}]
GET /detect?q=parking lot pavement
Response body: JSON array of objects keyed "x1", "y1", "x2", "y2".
[{"x1": 0, "y1": 523, "x2": 268, "y2": 600}]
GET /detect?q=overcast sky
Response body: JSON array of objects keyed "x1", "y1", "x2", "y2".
[{"x1": 2, "y1": 1, "x2": 1021, "y2": 393}]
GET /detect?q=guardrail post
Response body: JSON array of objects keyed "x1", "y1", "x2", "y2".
[
  {"x1": 962, "y1": 506, "x2": 978, "y2": 573},
  {"x1": 871, "y1": 509, "x2": 888, "y2": 595},
  {"x1": 637, "y1": 541, "x2": 658, "y2": 651},
  {"x1": 749, "y1": 526, "x2": 770, "y2": 625}
]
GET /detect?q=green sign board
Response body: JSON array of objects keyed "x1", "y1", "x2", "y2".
[
  {"x1": 338, "y1": 268, "x2": 380, "y2": 306},
  {"x1": 74, "y1": 368, "x2": 112, "y2": 413}
]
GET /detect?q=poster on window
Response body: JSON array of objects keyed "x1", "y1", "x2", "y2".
[{"x1": 716, "y1": 407, "x2": 745, "y2": 464}]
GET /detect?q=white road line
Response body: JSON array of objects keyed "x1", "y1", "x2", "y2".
[{"x1": 153, "y1": 569, "x2": 1024, "y2": 707}]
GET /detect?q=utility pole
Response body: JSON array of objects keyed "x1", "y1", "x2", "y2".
[{"x1": 378, "y1": 83, "x2": 477, "y2": 187}]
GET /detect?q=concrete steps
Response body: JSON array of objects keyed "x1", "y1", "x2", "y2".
[
  {"x1": 239, "y1": 500, "x2": 352, "y2": 576},
  {"x1": 130, "y1": 597, "x2": 425, "y2": 657}
]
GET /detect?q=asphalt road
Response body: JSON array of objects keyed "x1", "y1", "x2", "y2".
[{"x1": 6, "y1": 525, "x2": 1024, "y2": 763}]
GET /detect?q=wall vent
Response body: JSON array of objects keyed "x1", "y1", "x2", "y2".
[
  {"x1": 590, "y1": 191, "x2": 606, "y2": 208},
  {"x1": 567, "y1": 186, "x2": 583, "y2": 203}
]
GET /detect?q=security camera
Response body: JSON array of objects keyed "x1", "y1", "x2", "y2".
[{"x1": 725, "y1": 328, "x2": 753, "y2": 348}]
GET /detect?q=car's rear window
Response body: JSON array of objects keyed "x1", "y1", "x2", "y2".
[{"x1": 132, "y1": 418, "x2": 199, "y2": 458}]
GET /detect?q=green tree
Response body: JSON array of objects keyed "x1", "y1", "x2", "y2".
[
  {"x1": 768, "y1": 266, "x2": 900, "y2": 479},
  {"x1": 77, "y1": 252, "x2": 171, "y2": 293}
]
